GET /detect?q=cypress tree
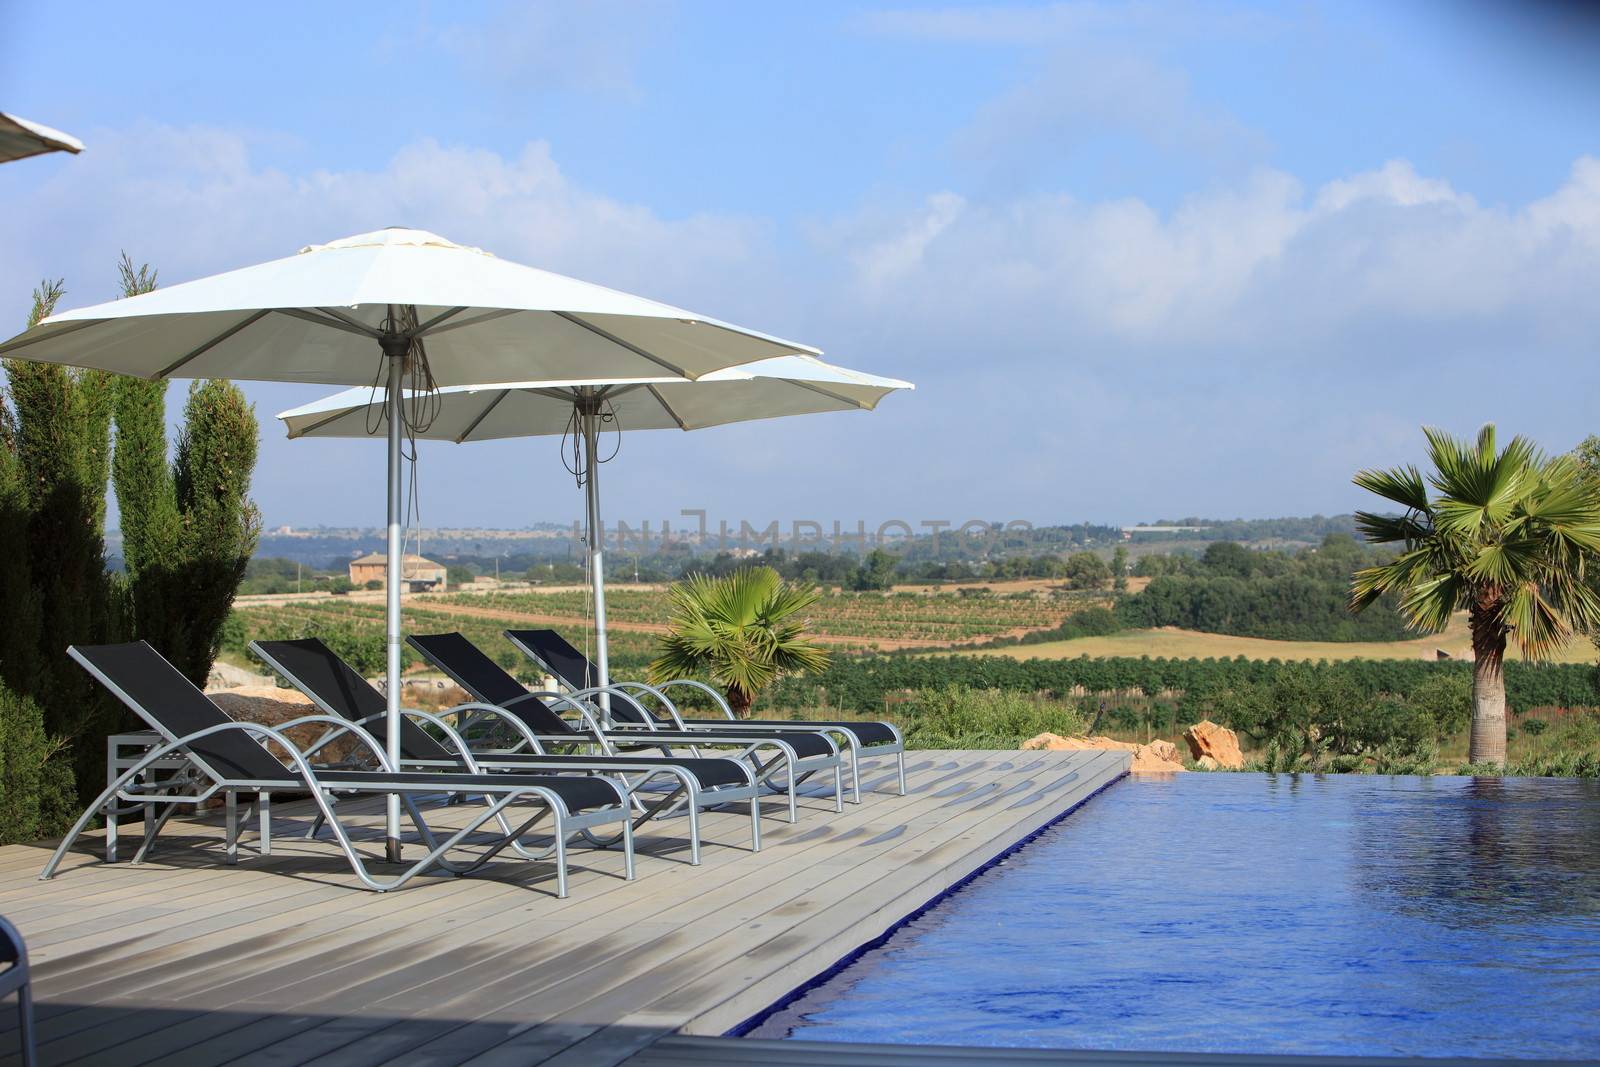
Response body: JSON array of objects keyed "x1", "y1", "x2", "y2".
[
  {"x1": 111, "y1": 254, "x2": 261, "y2": 686},
  {"x1": 1, "y1": 281, "x2": 121, "y2": 809}
]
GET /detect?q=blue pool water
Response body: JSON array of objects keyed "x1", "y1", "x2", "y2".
[{"x1": 749, "y1": 774, "x2": 1600, "y2": 1060}]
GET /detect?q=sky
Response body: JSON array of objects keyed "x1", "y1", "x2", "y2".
[{"x1": 2, "y1": 0, "x2": 1598, "y2": 533}]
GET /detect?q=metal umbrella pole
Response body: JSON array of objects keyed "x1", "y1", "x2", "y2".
[
  {"x1": 380, "y1": 319, "x2": 407, "y2": 862},
  {"x1": 578, "y1": 390, "x2": 612, "y2": 720}
]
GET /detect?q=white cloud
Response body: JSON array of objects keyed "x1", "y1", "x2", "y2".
[
  {"x1": 816, "y1": 156, "x2": 1600, "y2": 359},
  {"x1": 0, "y1": 123, "x2": 767, "y2": 322}
]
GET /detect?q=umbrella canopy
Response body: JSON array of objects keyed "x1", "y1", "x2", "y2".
[
  {"x1": 277, "y1": 355, "x2": 913, "y2": 714},
  {"x1": 0, "y1": 112, "x2": 83, "y2": 163},
  {"x1": 279, "y1": 355, "x2": 911, "y2": 440},
  {"x1": 0, "y1": 227, "x2": 816, "y2": 384},
  {"x1": 0, "y1": 225, "x2": 820, "y2": 859}
]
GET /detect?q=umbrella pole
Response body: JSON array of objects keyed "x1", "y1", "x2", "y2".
[
  {"x1": 580, "y1": 395, "x2": 612, "y2": 720},
  {"x1": 383, "y1": 338, "x2": 405, "y2": 863}
]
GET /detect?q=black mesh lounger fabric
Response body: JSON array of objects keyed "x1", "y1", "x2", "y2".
[
  {"x1": 70, "y1": 643, "x2": 623, "y2": 816},
  {"x1": 688, "y1": 718, "x2": 900, "y2": 746},
  {"x1": 406, "y1": 632, "x2": 579, "y2": 735},
  {"x1": 506, "y1": 628, "x2": 894, "y2": 746},
  {"x1": 473, "y1": 753, "x2": 752, "y2": 789},
  {"x1": 71, "y1": 642, "x2": 297, "y2": 781},
  {"x1": 313, "y1": 770, "x2": 622, "y2": 811},
  {"x1": 252, "y1": 638, "x2": 468, "y2": 766}
]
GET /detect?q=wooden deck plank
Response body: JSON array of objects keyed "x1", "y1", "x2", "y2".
[{"x1": 0, "y1": 750, "x2": 1129, "y2": 1067}]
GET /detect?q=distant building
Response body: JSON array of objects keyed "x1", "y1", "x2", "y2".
[{"x1": 348, "y1": 552, "x2": 447, "y2": 592}]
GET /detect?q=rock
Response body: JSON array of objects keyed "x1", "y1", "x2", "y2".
[
  {"x1": 207, "y1": 686, "x2": 365, "y2": 765},
  {"x1": 1022, "y1": 732, "x2": 1186, "y2": 773},
  {"x1": 1197, "y1": 755, "x2": 1220, "y2": 771},
  {"x1": 1022, "y1": 732, "x2": 1136, "y2": 752},
  {"x1": 1130, "y1": 743, "x2": 1186, "y2": 774},
  {"x1": 1184, "y1": 719, "x2": 1244, "y2": 769}
]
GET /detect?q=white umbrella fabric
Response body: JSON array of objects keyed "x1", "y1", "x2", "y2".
[
  {"x1": 0, "y1": 226, "x2": 820, "y2": 859},
  {"x1": 276, "y1": 354, "x2": 913, "y2": 706},
  {"x1": 0, "y1": 112, "x2": 84, "y2": 163}
]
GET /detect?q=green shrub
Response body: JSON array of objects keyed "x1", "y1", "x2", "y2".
[
  {"x1": 0, "y1": 682, "x2": 76, "y2": 844},
  {"x1": 898, "y1": 685, "x2": 1088, "y2": 749}
]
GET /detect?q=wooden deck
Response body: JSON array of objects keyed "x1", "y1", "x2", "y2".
[{"x1": 0, "y1": 749, "x2": 1129, "y2": 1066}]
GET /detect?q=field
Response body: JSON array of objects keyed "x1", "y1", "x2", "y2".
[
  {"x1": 224, "y1": 582, "x2": 1080, "y2": 678},
  {"x1": 971, "y1": 613, "x2": 1598, "y2": 665},
  {"x1": 228, "y1": 580, "x2": 1600, "y2": 682}
]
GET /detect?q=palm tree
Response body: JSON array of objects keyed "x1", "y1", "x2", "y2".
[
  {"x1": 1350, "y1": 425, "x2": 1600, "y2": 765},
  {"x1": 648, "y1": 566, "x2": 831, "y2": 717}
]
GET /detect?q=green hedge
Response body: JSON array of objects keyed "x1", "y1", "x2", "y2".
[{"x1": 769, "y1": 653, "x2": 1600, "y2": 714}]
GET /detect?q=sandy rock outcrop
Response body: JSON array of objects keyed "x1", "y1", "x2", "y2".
[
  {"x1": 1022, "y1": 733, "x2": 1186, "y2": 773},
  {"x1": 207, "y1": 686, "x2": 364, "y2": 765},
  {"x1": 1183, "y1": 720, "x2": 1244, "y2": 770}
]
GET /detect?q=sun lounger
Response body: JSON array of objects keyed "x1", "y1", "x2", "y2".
[
  {"x1": 506, "y1": 627, "x2": 906, "y2": 801},
  {"x1": 0, "y1": 915, "x2": 33, "y2": 1067},
  {"x1": 41, "y1": 642, "x2": 632, "y2": 896},
  {"x1": 250, "y1": 637, "x2": 764, "y2": 861},
  {"x1": 402, "y1": 631, "x2": 845, "y2": 822}
]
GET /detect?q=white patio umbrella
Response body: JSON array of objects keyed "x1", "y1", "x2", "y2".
[
  {"x1": 0, "y1": 226, "x2": 820, "y2": 859},
  {"x1": 276, "y1": 353, "x2": 913, "y2": 707},
  {"x1": 0, "y1": 112, "x2": 84, "y2": 163}
]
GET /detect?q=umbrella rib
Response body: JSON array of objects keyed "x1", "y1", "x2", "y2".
[
  {"x1": 294, "y1": 406, "x2": 365, "y2": 439},
  {"x1": 785, "y1": 379, "x2": 872, "y2": 410},
  {"x1": 410, "y1": 306, "x2": 469, "y2": 337},
  {"x1": 0, "y1": 317, "x2": 103, "y2": 356},
  {"x1": 157, "y1": 309, "x2": 274, "y2": 379},
  {"x1": 313, "y1": 307, "x2": 384, "y2": 338},
  {"x1": 272, "y1": 307, "x2": 379, "y2": 339},
  {"x1": 418, "y1": 308, "x2": 522, "y2": 337},
  {"x1": 644, "y1": 385, "x2": 690, "y2": 430},
  {"x1": 553, "y1": 312, "x2": 687, "y2": 377},
  {"x1": 456, "y1": 389, "x2": 510, "y2": 443}
]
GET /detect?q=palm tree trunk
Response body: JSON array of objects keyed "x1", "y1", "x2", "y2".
[
  {"x1": 1469, "y1": 609, "x2": 1508, "y2": 766},
  {"x1": 726, "y1": 685, "x2": 753, "y2": 719}
]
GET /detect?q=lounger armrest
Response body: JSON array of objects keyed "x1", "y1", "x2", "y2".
[
  {"x1": 436, "y1": 701, "x2": 548, "y2": 755},
  {"x1": 650, "y1": 678, "x2": 736, "y2": 720},
  {"x1": 269, "y1": 714, "x2": 394, "y2": 769}
]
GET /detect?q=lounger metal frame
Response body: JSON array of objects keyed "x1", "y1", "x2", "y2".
[
  {"x1": 505, "y1": 628, "x2": 897, "y2": 802},
  {"x1": 249, "y1": 640, "x2": 763, "y2": 863},
  {"x1": 42, "y1": 647, "x2": 633, "y2": 896},
  {"x1": 0, "y1": 915, "x2": 33, "y2": 1067}
]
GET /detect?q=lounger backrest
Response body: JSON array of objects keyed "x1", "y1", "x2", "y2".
[
  {"x1": 503, "y1": 629, "x2": 596, "y2": 690},
  {"x1": 251, "y1": 638, "x2": 457, "y2": 764},
  {"x1": 69, "y1": 642, "x2": 288, "y2": 782},
  {"x1": 407, "y1": 632, "x2": 579, "y2": 735},
  {"x1": 407, "y1": 632, "x2": 526, "y2": 705},
  {"x1": 503, "y1": 628, "x2": 662, "y2": 726}
]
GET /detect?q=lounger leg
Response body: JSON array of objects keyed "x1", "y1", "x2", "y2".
[
  {"x1": 554, "y1": 832, "x2": 569, "y2": 898},
  {"x1": 104, "y1": 800, "x2": 118, "y2": 865},
  {"x1": 751, "y1": 795, "x2": 762, "y2": 852},
  {"x1": 688, "y1": 803, "x2": 702, "y2": 866},
  {"x1": 18, "y1": 980, "x2": 35, "y2": 1067},
  {"x1": 259, "y1": 792, "x2": 272, "y2": 856},
  {"x1": 850, "y1": 747, "x2": 862, "y2": 805},
  {"x1": 225, "y1": 790, "x2": 238, "y2": 865},
  {"x1": 104, "y1": 745, "x2": 118, "y2": 864},
  {"x1": 897, "y1": 751, "x2": 907, "y2": 796},
  {"x1": 834, "y1": 764, "x2": 844, "y2": 812},
  {"x1": 788, "y1": 774, "x2": 798, "y2": 824},
  {"x1": 622, "y1": 817, "x2": 636, "y2": 881},
  {"x1": 132, "y1": 802, "x2": 181, "y2": 864}
]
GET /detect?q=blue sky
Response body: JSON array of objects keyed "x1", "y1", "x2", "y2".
[{"x1": 2, "y1": 1, "x2": 1598, "y2": 532}]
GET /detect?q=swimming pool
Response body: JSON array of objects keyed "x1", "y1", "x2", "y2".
[{"x1": 745, "y1": 773, "x2": 1600, "y2": 1060}]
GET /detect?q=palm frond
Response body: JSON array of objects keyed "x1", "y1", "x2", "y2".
[{"x1": 1351, "y1": 465, "x2": 1429, "y2": 513}]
